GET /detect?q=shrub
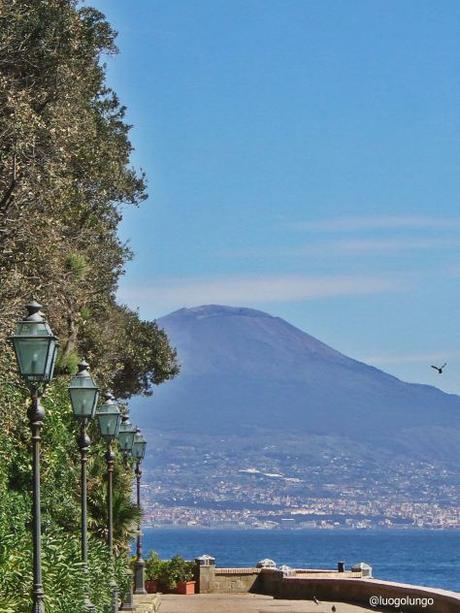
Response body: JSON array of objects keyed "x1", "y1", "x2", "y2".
[
  {"x1": 144, "y1": 550, "x2": 162, "y2": 582},
  {"x1": 143, "y1": 553, "x2": 195, "y2": 590}
]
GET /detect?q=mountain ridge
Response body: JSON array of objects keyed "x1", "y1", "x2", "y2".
[{"x1": 157, "y1": 304, "x2": 448, "y2": 392}]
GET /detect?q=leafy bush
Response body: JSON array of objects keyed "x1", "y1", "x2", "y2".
[
  {"x1": 0, "y1": 529, "x2": 131, "y2": 612},
  {"x1": 0, "y1": 530, "x2": 85, "y2": 612},
  {"x1": 167, "y1": 555, "x2": 195, "y2": 585},
  {"x1": 144, "y1": 552, "x2": 195, "y2": 589},
  {"x1": 144, "y1": 550, "x2": 162, "y2": 582}
]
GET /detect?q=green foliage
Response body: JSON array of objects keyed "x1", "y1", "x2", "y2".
[
  {"x1": 65, "y1": 253, "x2": 89, "y2": 281},
  {"x1": 0, "y1": 377, "x2": 135, "y2": 611},
  {"x1": 0, "y1": 530, "x2": 85, "y2": 612},
  {"x1": 163, "y1": 555, "x2": 195, "y2": 588},
  {"x1": 144, "y1": 551, "x2": 162, "y2": 582},
  {"x1": 0, "y1": 528, "x2": 130, "y2": 612},
  {"x1": 0, "y1": 0, "x2": 179, "y2": 610},
  {"x1": 82, "y1": 304, "x2": 180, "y2": 398},
  {"x1": 144, "y1": 553, "x2": 195, "y2": 589},
  {"x1": 0, "y1": 0, "x2": 179, "y2": 396},
  {"x1": 87, "y1": 451, "x2": 141, "y2": 553}
]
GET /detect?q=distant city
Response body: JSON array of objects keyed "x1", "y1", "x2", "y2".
[{"x1": 140, "y1": 444, "x2": 459, "y2": 530}]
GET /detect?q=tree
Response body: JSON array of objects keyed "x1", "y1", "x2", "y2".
[
  {"x1": 0, "y1": 0, "x2": 179, "y2": 396},
  {"x1": 0, "y1": 2, "x2": 179, "y2": 609}
]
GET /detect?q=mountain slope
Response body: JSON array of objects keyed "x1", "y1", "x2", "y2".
[{"x1": 134, "y1": 305, "x2": 460, "y2": 463}]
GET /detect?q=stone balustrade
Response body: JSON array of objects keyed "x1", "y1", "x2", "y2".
[{"x1": 194, "y1": 555, "x2": 460, "y2": 611}]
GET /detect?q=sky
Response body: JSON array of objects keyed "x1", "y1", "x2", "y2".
[{"x1": 92, "y1": 0, "x2": 460, "y2": 394}]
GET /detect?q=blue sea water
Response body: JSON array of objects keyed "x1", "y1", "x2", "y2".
[{"x1": 142, "y1": 528, "x2": 460, "y2": 593}]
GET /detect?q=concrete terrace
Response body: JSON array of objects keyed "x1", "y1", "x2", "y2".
[{"x1": 159, "y1": 593, "x2": 384, "y2": 613}]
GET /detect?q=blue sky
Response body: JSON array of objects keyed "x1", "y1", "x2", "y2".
[{"x1": 93, "y1": 0, "x2": 460, "y2": 393}]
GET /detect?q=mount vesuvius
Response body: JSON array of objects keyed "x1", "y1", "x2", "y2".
[
  {"x1": 131, "y1": 305, "x2": 460, "y2": 527},
  {"x1": 134, "y1": 304, "x2": 459, "y2": 463}
]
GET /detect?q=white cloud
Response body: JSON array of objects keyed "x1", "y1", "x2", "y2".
[
  {"x1": 289, "y1": 215, "x2": 460, "y2": 232},
  {"x1": 322, "y1": 237, "x2": 460, "y2": 253},
  {"x1": 118, "y1": 273, "x2": 406, "y2": 315},
  {"x1": 219, "y1": 236, "x2": 460, "y2": 258},
  {"x1": 362, "y1": 351, "x2": 459, "y2": 366}
]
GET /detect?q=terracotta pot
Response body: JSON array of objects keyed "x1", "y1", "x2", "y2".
[
  {"x1": 145, "y1": 579, "x2": 158, "y2": 593},
  {"x1": 176, "y1": 580, "x2": 196, "y2": 595}
]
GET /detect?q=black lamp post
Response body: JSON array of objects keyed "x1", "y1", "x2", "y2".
[
  {"x1": 68, "y1": 360, "x2": 99, "y2": 613},
  {"x1": 132, "y1": 428, "x2": 147, "y2": 594},
  {"x1": 117, "y1": 412, "x2": 137, "y2": 611},
  {"x1": 96, "y1": 392, "x2": 121, "y2": 613},
  {"x1": 8, "y1": 300, "x2": 58, "y2": 613}
]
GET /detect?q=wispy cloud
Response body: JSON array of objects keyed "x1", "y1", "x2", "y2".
[
  {"x1": 288, "y1": 216, "x2": 460, "y2": 232},
  {"x1": 118, "y1": 273, "x2": 406, "y2": 314},
  {"x1": 322, "y1": 237, "x2": 460, "y2": 253},
  {"x1": 219, "y1": 236, "x2": 460, "y2": 258},
  {"x1": 362, "y1": 351, "x2": 459, "y2": 366}
]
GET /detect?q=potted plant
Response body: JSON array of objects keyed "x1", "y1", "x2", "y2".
[
  {"x1": 167, "y1": 555, "x2": 196, "y2": 595},
  {"x1": 144, "y1": 551, "x2": 162, "y2": 593},
  {"x1": 143, "y1": 553, "x2": 196, "y2": 594}
]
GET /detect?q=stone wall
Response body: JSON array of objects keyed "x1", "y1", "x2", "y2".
[
  {"x1": 195, "y1": 560, "x2": 361, "y2": 595},
  {"x1": 194, "y1": 557, "x2": 460, "y2": 611},
  {"x1": 213, "y1": 568, "x2": 262, "y2": 593},
  {"x1": 260, "y1": 570, "x2": 460, "y2": 613},
  {"x1": 196, "y1": 564, "x2": 262, "y2": 594}
]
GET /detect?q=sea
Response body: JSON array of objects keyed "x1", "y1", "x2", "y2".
[{"x1": 142, "y1": 528, "x2": 460, "y2": 593}]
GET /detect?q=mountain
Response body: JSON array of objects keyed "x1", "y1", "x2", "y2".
[
  {"x1": 136, "y1": 305, "x2": 460, "y2": 460},
  {"x1": 131, "y1": 305, "x2": 460, "y2": 528}
]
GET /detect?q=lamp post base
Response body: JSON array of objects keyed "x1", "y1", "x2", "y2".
[
  {"x1": 31, "y1": 591, "x2": 45, "y2": 613},
  {"x1": 134, "y1": 558, "x2": 146, "y2": 594}
]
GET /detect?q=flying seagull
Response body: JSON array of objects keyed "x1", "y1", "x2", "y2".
[{"x1": 431, "y1": 362, "x2": 447, "y2": 374}]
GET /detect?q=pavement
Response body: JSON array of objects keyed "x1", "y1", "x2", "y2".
[{"x1": 159, "y1": 593, "x2": 384, "y2": 613}]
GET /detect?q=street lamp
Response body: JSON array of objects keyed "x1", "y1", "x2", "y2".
[
  {"x1": 68, "y1": 360, "x2": 99, "y2": 613},
  {"x1": 118, "y1": 413, "x2": 137, "y2": 460},
  {"x1": 8, "y1": 300, "x2": 58, "y2": 613},
  {"x1": 117, "y1": 412, "x2": 137, "y2": 612},
  {"x1": 132, "y1": 428, "x2": 147, "y2": 594},
  {"x1": 96, "y1": 392, "x2": 121, "y2": 613}
]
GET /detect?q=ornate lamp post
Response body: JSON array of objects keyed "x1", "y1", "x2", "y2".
[
  {"x1": 118, "y1": 412, "x2": 137, "y2": 461},
  {"x1": 95, "y1": 392, "x2": 121, "y2": 613},
  {"x1": 68, "y1": 360, "x2": 99, "y2": 613},
  {"x1": 117, "y1": 412, "x2": 137, "y2": 611},
  {"x1": 8, "y1": 300, "x2": 58, "y2": 613},
  {"x1": 132, "y1": 428, "x2": 147, "y2": 594}
]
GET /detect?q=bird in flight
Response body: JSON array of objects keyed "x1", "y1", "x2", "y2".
[{"x1": 431, "y1": 362, "x2": 447, "y2": 374}]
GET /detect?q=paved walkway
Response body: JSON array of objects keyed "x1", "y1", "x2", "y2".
[{"x1": 159, "y1": 593, "x2": 384, "y2": 613}]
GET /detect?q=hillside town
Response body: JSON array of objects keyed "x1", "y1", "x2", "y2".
[{"x1": 141, "y1": 448, "x2": 460, "y2": 530}]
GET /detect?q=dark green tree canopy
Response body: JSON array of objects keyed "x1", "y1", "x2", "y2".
[{"x1": 0, "y1": 0, "x2": 179, "y2": 394}]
